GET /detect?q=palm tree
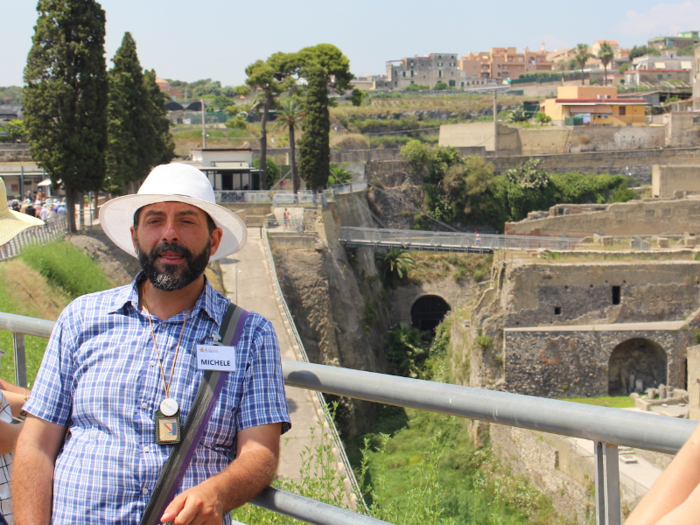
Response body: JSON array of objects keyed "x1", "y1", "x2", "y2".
[
  {"x1": 574, "y1": 44, "x2": 591, "y2": 85},
  {"x1": 276, "y1": 97, "x2": 303, "y2": 194},
  {"x1": 374, "y1": 249, "x2": 417, "y2": 285},
  {"x1": 597, "y1": 42, "x2": 615, "y2": 86}
]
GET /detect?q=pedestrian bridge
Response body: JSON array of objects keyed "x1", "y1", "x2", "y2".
[{"x1": 339, "y1": 227, "x2": 581, "y2": 254}]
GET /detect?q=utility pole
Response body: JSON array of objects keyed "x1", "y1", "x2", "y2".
[
  {"x1": 201, "y1": 99, "x2": 207, "y2": 148},
  {"x1": 493, "y1": 90, "x2": 498, "y2": 157}
]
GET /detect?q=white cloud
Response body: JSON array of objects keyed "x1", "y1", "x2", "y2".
[{"x1": 616, "y1": 1, "x2": 700, "y2": 37}]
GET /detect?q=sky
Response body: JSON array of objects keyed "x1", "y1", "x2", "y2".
[{"x1": 2, "y1": 0, "x2": 700, "y2": 88}]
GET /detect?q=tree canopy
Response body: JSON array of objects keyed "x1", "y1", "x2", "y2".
[
  {"x1": 245, "y1": 51, "x2": 299, "y2": 189},
  {"x1": 298, "y1": 44, "x2": 354, "y2": 94},
  {"x1": 23, "y1": 0, "x2": 108, "y2": 232}
]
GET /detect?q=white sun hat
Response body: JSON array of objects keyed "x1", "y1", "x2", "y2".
[
  {"x1": 0, "y1": 177, "x2": 44, "y2": 246},
  {"x1": 99, "y1": 163, "x2": 247, "y2": 261}
]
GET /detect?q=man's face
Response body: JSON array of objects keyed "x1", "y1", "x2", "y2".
[{"x1": 130, "y1": 202, "x2": 222, "y2": 291}]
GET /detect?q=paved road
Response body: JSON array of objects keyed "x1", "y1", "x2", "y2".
[{"x1": 219, "y1": 228, "x2": 322, "y2": 482}]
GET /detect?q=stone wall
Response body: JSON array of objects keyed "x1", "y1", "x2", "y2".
[
  {"x1": 505, "y1": 198, "x2": 700, "y2": 237},
  {"x1": 503, "y1": 328, "x2": 689, "y2": 397},
  {"x1": 367, "y1": 147, "x2": 700, "y2": 188},
  {"x1": 439, "y1": 122, "x2": 521, "y2": 154},
  {"x1": 652, "y1": 165, "x2": 700, "y2": 198},
  {"x1": 491, "y1": 146, "x2": 700, "y2": 183},
  {"x1": 490, "y1": 424, "x2": 594, "y2": 524},
  {"x1": 503, "y1": 262, "x2": 700, "y2": 326},
  {"x1": 463, "y1": 259, "x2": 700, "y2": 398}
]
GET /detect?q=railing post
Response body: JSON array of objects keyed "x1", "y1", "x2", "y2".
[
  {"x1": 595, "y1": 441, "x2": 621, "y2": 525},
  {"x1": 13, "y1": 332, "x2": 27, "y2": 388}
]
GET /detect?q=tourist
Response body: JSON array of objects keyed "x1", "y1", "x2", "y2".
[
  {"x1": 13, "y1": 163, "x2": 290, "y2": 525},
  {"x1": 24, "y1": 202, "x2": 35, "y2": 218},
  {"x1": 283, "y1": 208, "x2": 289, "y2": 230}
]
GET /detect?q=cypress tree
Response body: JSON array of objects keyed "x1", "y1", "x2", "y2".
[
  {"x1": 23, "y1": 0, "x2": 108, "y2": 232},
  {"x1": 143, "y1": 69, "x2": 176, "y2": 168},
  {"x1": 105, "y1": 32, "x2": 151, "y2": 195},
  {"x1": 298, "y1": 65, "x2": 330, "y2": 193}
]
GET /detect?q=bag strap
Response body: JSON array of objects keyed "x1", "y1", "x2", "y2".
[{"x1": 140, "y1": 302, "x2": 249, "y2": 525}]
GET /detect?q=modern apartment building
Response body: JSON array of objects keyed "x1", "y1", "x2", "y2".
[
  {"x1": 386, "y1": 53, "x2": 475, "y2": 89},
  {"x1": 624, "y1": 50, "x2": 693, "y2": 85},
  {"x1": 648, "y1": 31, "x2": 700, "y2": 50},
  {"x1": 459, "y1": 47, "x2": 553, "y2": 80}
]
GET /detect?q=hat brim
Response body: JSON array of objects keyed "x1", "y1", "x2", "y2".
[
  {"x1": 0, "y1": 210, "x2": 45, "y2": 246},
  {"x1": 99, "y1": 194, "x2": 247, "y2": 261}
]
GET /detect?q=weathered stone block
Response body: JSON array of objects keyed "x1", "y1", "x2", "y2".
[{"x1": 657, "y1": 237, "x2": 669, "y2": 248}]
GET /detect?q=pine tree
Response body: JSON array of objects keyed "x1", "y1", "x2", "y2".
[
  {"x1": 23, "y1": 0, "x2": 108, "y2": 232},
  {"x1": 143, "y1": 69, "x2": 176, "y2": 168},
  {"x1": 298, "y1": 66, "x2": 330, "y2": 193},
  {"x1": 105, "y1": 32, "x2": 151, "y2": 195}
]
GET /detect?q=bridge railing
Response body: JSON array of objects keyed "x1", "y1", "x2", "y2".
[
  {"x1": 0, "y1": 216, "x2": 69, "y2": 262},
  {"x1": 339, "y1": 227, "x2": 582, "y2": 251},
  {"x1": 0, "y1": 309, "x2": 693, "y2": 525}
]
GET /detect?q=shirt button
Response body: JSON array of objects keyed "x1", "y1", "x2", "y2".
[
  {"x1": 141, "y1": 402, "x2": 148, "y2": 409},
  {"x1": 149, "y1": 360, "x2": 156, "y2": 367},
  {"x1": 142, "y1": 488, "x2": 149, "y2": 495},
  {"x1": 143, "y1": 446, "x2": 150, "y2": 452}
]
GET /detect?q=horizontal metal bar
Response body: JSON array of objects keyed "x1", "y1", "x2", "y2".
[
  {"x1": 0, "y1": 312, "x2": 55, "y2": 338},
  {"x1": 252, "y1": 487, "x2": 391, "y2": 525},
  {"x1": 1, "y1": 311, "x2": 695, "y2": 453},
  {"x1": 282, "y1": 360, "x2": 696, "y2": 454}
]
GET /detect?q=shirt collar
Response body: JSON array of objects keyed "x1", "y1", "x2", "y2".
[{"x1": 110, "y1": 272, "x2": 221, "y2": 324}]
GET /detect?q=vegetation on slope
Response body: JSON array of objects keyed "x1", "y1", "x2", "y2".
[
  {"x1": 0, "y1": 240, "x2": 115, "y2": 386},
  {"x1": 398, "y1": 141, "x2": 638, "y2": 232}
]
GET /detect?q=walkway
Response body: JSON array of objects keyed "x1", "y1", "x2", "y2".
[
  {"x1": 219, "y1": 228, "x2": 322, "y2": 482},
  {"x1": 339, "y1": 227, "x2": 581, "y2": 253}
]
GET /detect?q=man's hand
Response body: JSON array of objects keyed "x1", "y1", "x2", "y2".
[
  {"x1": 159, "y1": 479, "x2": 224, "y2": 525},
  {"x1": 160, "y1": 423, "x2": 282, "y2": 524}
]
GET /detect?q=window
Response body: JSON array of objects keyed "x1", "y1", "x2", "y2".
[
  {"x1": 619, "y1": 106, "x2": 626, "y2": 116},
  {"x1": 438, "y1": 55, "x2": 442, "y2": 59},
  {"x1": 449, "y1": 80, "x2": 455, "y2": 87},
  {"x1": 612, "y1": 286, "x2": 621, "y2": 305},
  {"x1": 411, "y1": 70, "x2": 414, "y2": 77},
  {"x1": 402, "y1": 71, "x2": 406, "y2": 78},
  {"x1": 451, "y1": 55, "x2": 455, "y2": 59},
  {"x1": 554, "y1": 307, "x2": 562, "y2": 315}
]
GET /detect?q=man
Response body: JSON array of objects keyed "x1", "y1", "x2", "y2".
[{"x1": 13, "y1": 164, "x2": 291, "y2": 525}]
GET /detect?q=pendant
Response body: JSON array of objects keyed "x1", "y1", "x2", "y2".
[
  {"x1": 155, "y1": 408, "x2": 181, "y2": 445},
  {"x1": 160, "y1": 398, "x2": 179, "y2": 417}
]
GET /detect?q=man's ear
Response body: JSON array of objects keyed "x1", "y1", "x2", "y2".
[
  {"x1": 130, "y1": 226, "x2": 137, "y2": 252},
  {"x1": 209, "y1": 228, "x2": 223, "y2": 257}
]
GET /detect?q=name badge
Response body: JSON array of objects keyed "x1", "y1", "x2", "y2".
[{"x1": 196, "y1": 345, "x2": 237, "y2": 371}]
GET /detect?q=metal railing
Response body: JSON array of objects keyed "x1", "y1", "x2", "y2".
[
  {"x1": 339, "y1": 227, "x2": 582, "y2": 253},
  {"x1": 0, "y1": 216, "x2": 69, "y2": 262},
  {"x1": 0, "y1": 309, "x2": 695, "y2": 524},
  {"x1": 215, "y1": 182, "x2": 367, "y2": 207},
  {"x1": 215, "y1": 191, "x2": 273, "y2": 204}
]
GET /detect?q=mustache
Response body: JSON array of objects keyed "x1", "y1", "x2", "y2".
[{"x1": 149, "y1": 242, "x2": 191, "y2": 260}]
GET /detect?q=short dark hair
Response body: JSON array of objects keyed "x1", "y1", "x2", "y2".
[{"x1": 133, "y1": 206, "x2": 216, "y2": 234}]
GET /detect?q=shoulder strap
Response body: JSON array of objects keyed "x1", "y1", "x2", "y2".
[{"x1": 140, "y1": 302, "x2": 249, "y2": 525}]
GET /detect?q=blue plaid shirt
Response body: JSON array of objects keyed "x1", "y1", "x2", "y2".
[{"x1": 24, "y1": 274, "x2": 290, "y2": 525}]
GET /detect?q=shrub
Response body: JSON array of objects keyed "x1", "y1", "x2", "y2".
[
  {"x1": 535, "y1": 111, "x2": 552, "y2": 124},
  {"x1": 21, "y1": 240, "x2": 112, "y2": 298}
]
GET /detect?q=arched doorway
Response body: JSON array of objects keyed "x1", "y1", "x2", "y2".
[
  {"x1": 608, "y1": 338, "x2": 667, "y2": 396},
  {"x1": 410, "y1": 295, "x2": 451, "y2": 332}
]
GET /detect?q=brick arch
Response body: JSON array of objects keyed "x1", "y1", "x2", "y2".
[
  {"x1": 410, "y1": 294, "x2": 451, "y2": 332},
  {"x1": 608, "y1": 338, "x2": 667, "y2": 396}
]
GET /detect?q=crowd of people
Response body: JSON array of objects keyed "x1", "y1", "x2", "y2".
[{"x1": 7, "y1": 191, "x2": 66, "y2": 224}]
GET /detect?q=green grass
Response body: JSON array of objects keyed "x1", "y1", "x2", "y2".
[
  {"x1": 559, "y1": 396, "x2": 634, "y2": 409},
  {"x1": 21, "y1": 240, "x2": 113, "y2": 299},
  {"x1": 1, "y1": 240, "x2": 114, "y2": 387}
]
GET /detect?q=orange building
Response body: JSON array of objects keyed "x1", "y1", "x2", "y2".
[
  {"x1": 459, "y1": 46, "x2": 553, "y2": 80},
  {"x1": 540, "y1": 86, "x2": 648, "y2": 126}
]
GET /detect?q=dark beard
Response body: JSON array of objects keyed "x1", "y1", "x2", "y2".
[{"x1": 136, "y1": 239, "x2": 211, "y2": 292}]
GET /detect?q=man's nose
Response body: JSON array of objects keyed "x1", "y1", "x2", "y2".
[{"x1": 161, "y1": 216, "x2": 180, "y2": 241}]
